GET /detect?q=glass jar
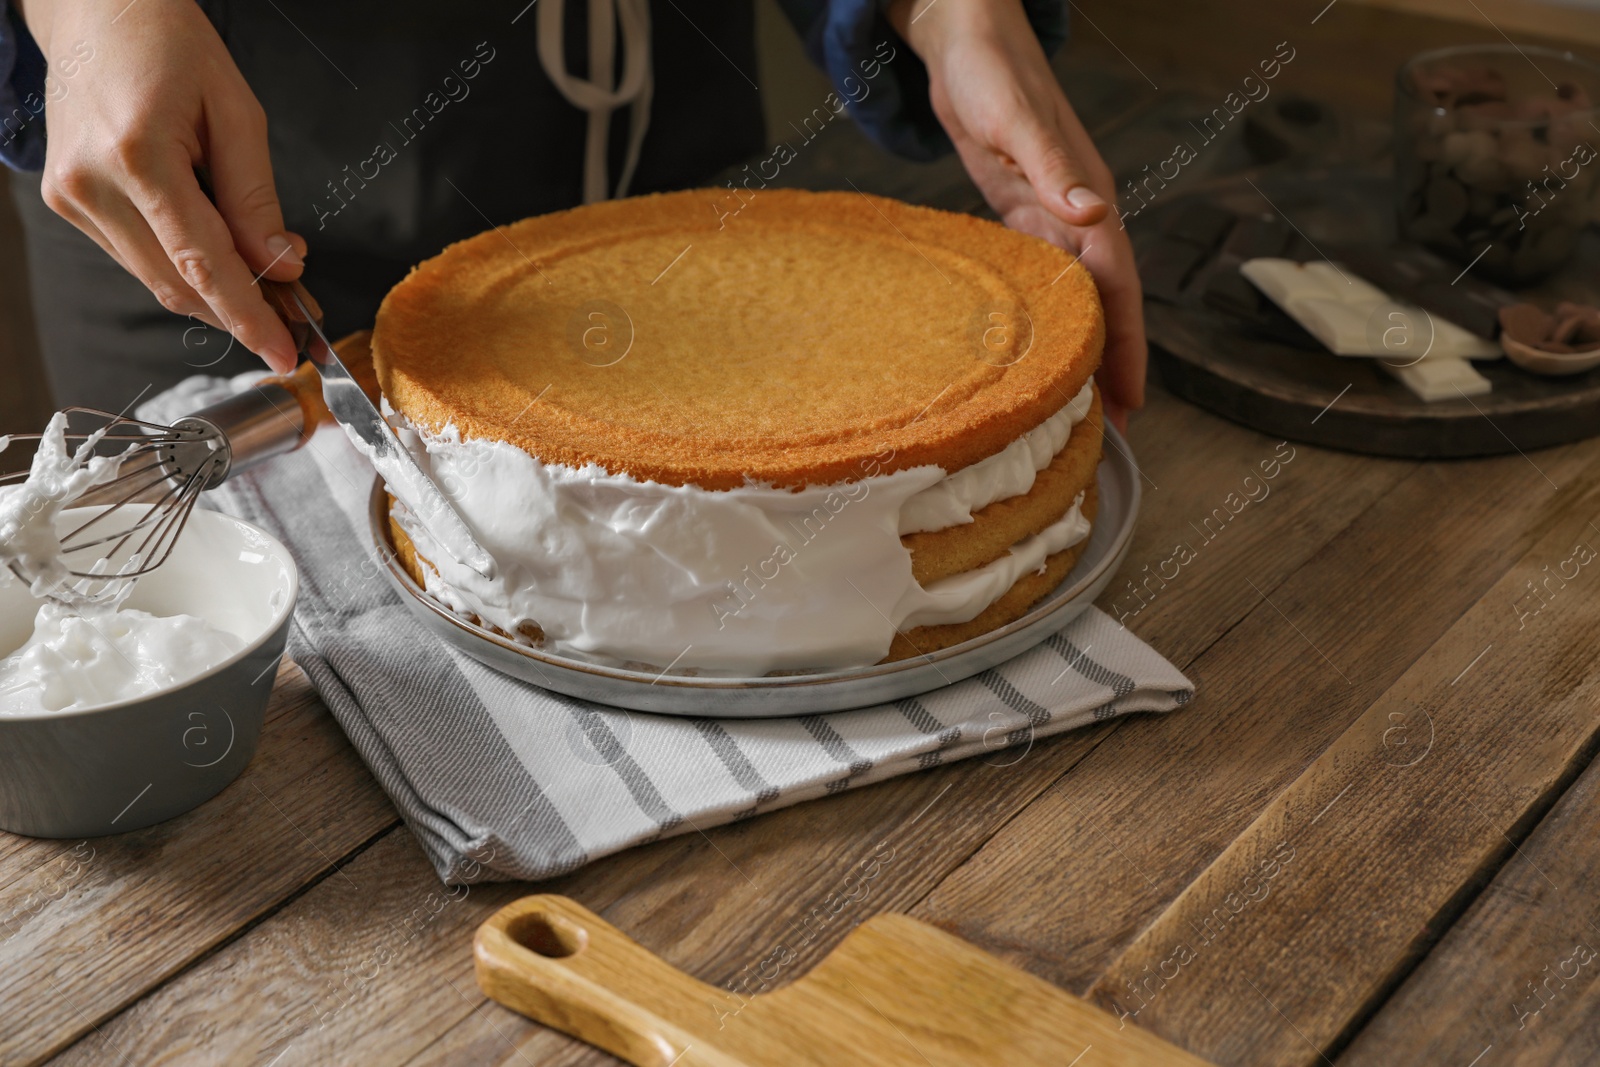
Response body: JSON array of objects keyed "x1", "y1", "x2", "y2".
[{"x1": 1395, "y1": 44, "x2": 1600, "y2": 285}]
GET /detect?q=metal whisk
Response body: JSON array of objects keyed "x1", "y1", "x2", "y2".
[
  {"x1": 4, "y1": 269, "x2": 494, "y2": 605},
  {"x1": 1, "y1": 408, "x2": 232, "y2": 601},
  {"x1": 2, "y1": 360, "x2": 328, "y2": 605}
]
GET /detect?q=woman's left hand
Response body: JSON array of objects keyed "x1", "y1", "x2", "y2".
[{"x1": 887, "y1": 0, "x2": 1145, "y2": 432}]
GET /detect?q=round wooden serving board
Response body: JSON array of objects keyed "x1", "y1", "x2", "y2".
[
  {"x1": 1147, "y1": 301, "x2": 1600, "y2": 458},
  {"x1": 1134, "y1": 172, "x2": 1600, "y2": 459}
]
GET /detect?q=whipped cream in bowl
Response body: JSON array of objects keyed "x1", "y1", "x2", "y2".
[
  {"x1": 0, "y1": 604, "x2": 244, "y2": 716},
  {"x1": 0, "y1": 498, "x2": 298, "y2": 838}
]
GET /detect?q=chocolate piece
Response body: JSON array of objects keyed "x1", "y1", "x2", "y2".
[
  {"x1": 1202, "y1": 270, "x2": 1322, "y2": 350},
  {"x1": 1221, "y1": 214, "x2": 1294, "y2": 261},
  {"x1": 1337, "y1": 243, "x2": 1517, "y2": 339},
  {"x1": 1139, "y1": 237, "x2": 1210, "y2": 304},
  {"x1": 1409, "y1": 63, "x2": 1508, "y2": 108},
  {"x1": 1553, "y1": 302, "x2": 1600, "y2": 346},
  {"x1": 1499, "y1": 302, "x2": 1554, "y2": 344},
  {"x1": 1163, "y1": 202, "x2": 1236, "y2": 251},
  {"x1": 1282, "y1": 233, "x2": 1319, "y2": 263},
  {"x1": 1499, "y1": 300, "x2": 1600, "y2": 353},
  {"x1": 1202, "y1": 269, "x2": 1265, "y2": 318}
]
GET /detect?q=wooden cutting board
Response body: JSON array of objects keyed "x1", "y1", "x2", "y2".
[{"x1": 474, "y1": 895, "x2": 1214, "y2": 1066}]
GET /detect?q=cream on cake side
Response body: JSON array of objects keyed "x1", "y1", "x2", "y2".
[
  {"x1": 382, "y1": 381, "x2": 1098, "y2": 675},
  {"x1": 899, "y1": 381, "x2": 1094, "y2": 534}
]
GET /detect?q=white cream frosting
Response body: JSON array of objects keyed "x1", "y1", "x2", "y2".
[
  {"x1": 385, "y1": 386, "x2": 1095, "y2": 676},
  {"x1": 0, "y1": 411, "x2": 246, "y2": 714},
  {"x1": 0, "y1": 604, "x2": 242, "y2": 715},
  {"x1": 898, "y1": 492, "x2": 1090, "y2": 629},
  {"x1": 0, "y1": 411, "x2": 126, "y2": 606},
  {"x1": 899, "y1": 379, "x2": 1093, "y2": 534}
]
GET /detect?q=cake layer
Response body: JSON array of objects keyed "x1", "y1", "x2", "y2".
[
  {"x1": 372, "y1": 189, "x2": 1104, "y2": 490},
  {"x1": 899, "y1": 378, "x2": 1095, "y2": 534},
  {"x1": 886, "y1": 485, "x2": 1099, "y2": 663},
  {"x1": 907, "y1": 389, "x2": 1102, "y2": 586}
]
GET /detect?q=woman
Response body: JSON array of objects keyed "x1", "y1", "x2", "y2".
[{"x1": 1, "y1": 0, "x2": 1143, "y2": 427}]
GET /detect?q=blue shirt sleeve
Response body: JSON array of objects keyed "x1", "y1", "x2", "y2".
[
  {"x1": 0, "y1": 1, "x2": 47, "y2": 171},
  {"x1": 773, "y1": 0, "x2": 1069, "y2": 163}
]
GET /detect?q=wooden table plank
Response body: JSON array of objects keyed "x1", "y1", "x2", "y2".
[
  {"x1": 1338, "y1": 671, "x2": 1600, "y2": 1066},
  {"x1": 47, "y1": 828, "x2": 518, "y2": 1067},
  {"x1": 0, "y1": 664, "x2": 398, "y2": 1066},
  {"x1": 1077, "y1": 466, "x2": 1600, "y2": 1064},
  {"x1": 0, "y1": 828, "x2": 78, "y2": 895},
  {"x1": 909, "y1": 423, "x2": 1600, "y2": 1000},
  {"x1": 1085, "y1": 386, "x2": 1409, "y2": 669},
  {"x1": 42, "y1": 730, "x2": 1126, "y2": 1065}
]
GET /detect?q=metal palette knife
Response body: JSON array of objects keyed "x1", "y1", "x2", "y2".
[{"x1": 263, "y1": 280, "x2": 495, "y2": 578}]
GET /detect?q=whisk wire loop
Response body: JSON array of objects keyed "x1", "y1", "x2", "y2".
[{"x1": 2, "y1": 406, "x2": 232, "y2": 604}]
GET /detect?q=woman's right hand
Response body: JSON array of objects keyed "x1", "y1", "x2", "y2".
[{"x1": 17, "y1": 0, "x2": 305, "y2": 372}]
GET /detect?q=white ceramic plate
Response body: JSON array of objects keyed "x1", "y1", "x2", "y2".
[{"x1": 371, "y1": 424, "x2": 1141, "y2": 716}]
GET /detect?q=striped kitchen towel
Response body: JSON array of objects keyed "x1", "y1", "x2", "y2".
[{"x1": 146, "y1": 378, "x2": 1194, "y2": 885}]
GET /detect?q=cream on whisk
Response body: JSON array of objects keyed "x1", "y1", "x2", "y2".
[{"x1": 0, "y1": 411, "x2": 124, "y2": 604}]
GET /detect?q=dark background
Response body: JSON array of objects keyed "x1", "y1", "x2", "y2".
[{"x1": 2, "y1": 0, "x2": 1592, "y2": 437}]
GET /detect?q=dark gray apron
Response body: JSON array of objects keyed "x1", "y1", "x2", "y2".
[{"x1": 13, "y1": 0, "x2": 762, "y2": 410}]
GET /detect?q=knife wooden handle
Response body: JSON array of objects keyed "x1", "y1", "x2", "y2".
[
  {"x1": 182, "y1": 329, "x2": 380, "y2": 478},
  {"x1": 260, "y1": 358, "x2": 326, "y2": 441},
  {"x1": 258, "y1": 277, "x2": 326, "y2": 354}
]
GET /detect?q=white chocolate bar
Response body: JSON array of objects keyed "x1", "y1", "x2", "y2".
[
  {"x1": 1240, "y1": 258, "x2": 1500, "y2": 362},
  {"x1": 1380, "y1": 355, "x2": 1493, "y2": 402}
]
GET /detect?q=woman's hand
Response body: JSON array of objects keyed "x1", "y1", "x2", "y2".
[
  {"x1": 17, "y1": 0, "x2": 305, "y2": 372},
  {"x1": 887, "y1": 0, "x2": 1146, "y2": 431}
]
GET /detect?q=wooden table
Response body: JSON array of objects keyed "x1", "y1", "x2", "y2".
[{"x1": 5, "y1": 3, "x2": 1600, "y2": 1064}]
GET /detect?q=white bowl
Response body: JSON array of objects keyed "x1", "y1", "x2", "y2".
[{"x1": 0, "y1": 505, "x2": 297, "y2": 837}]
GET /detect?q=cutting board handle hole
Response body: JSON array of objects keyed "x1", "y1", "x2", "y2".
[{"x1": 507, "y1": 910, "x2": 588, "y2": 959}]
